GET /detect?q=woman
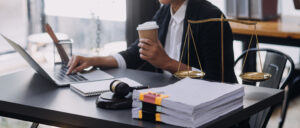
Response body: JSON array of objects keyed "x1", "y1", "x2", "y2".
[{"x1": 67, "y1": 0, "x2": 237, "y2": 83}]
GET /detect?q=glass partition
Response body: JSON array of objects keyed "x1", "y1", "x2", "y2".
[{"x1": 44, "y1": 0, "x2": 127, "y2": 56}]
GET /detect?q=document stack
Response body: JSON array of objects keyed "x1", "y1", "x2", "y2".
[{"x1": 131, "y1": 78, "x2": 244, "y2": 128}]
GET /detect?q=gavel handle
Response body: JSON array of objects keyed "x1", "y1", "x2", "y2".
[{"x1": 131, "y1": 85, "x2": 149, "y2": 91}]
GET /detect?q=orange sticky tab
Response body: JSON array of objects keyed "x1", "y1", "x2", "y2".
[
  {"x1": 140, "y1": 91, "x2": 169, "y2": 105},
  {"x1": 138, "y1": 110, "x2": 142, "y2": 119},
  {"x1": 139, "y1": 91, "x2": 152, "y2": 101},
  {"x1": 155, "y1": 113, "x2": 161, "y2": 122}
]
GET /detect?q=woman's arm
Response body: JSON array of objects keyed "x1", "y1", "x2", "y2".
[
  {"x1": 91, "y1": 56, "x2": 118, "y2": 68},
  {"x1": 67, "y1": 55, "x2": 118, "y2": 74},
  {"x1": 164, "y1": 59, "x2": 191, "y2": 74}
]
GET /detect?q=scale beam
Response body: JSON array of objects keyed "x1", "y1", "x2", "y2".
[{"x1": 175, "y1": 15, "x2": 271, "y2": 83}]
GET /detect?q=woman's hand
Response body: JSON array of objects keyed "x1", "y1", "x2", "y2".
[
  {"x1": 67, "y1": 56, "x2": 94, "y2": 74},
  {"x1": 138, "y1": 38, "x2": 173, "y2": 70}
]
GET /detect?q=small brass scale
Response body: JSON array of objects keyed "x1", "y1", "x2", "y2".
[{"x1": 174, "y1": 15, "x2": 272, "y2": 83}]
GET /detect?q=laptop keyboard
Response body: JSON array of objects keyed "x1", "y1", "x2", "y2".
[{"x1": 54, "y1": 66, "x2": 87, "y2": 82}]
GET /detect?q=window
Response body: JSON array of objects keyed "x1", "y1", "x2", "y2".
[
  {"x1": 45, "y1": 0, "x2": 126, "y2": 21},
  {"x1": 44, "y1": 0, "x2": 127, "y2": 55},
  {"x1": 0, "y1": 0, "x2": 27, "y2": 54}
]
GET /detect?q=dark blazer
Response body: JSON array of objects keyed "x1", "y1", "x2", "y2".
[{"x1": 120, "y1": 0, "x2": 237, "y2": 83}]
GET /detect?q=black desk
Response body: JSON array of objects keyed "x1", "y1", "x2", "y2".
[{"x1": 0, "y1": 68, "x2": 283, "y2": 128}]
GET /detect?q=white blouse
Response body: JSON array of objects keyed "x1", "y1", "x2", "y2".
[{"x1": 112, "y1": 1, "x2": 199, "y2": 73}]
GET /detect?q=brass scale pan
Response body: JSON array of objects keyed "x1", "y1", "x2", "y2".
[
  {"x1": 240, "y1": 72, "x2": 271, "y2": 82},
  {"x1": 174, "y1": 71, "x2": 271, "y2": 82},
  {"x1": 174, "y1": 71, "x2": 205, "y2": 79}
]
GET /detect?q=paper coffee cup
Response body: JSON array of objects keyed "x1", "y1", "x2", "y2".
[{"x1": 137, "y1": 21, "x2": 159, "y2": 42}]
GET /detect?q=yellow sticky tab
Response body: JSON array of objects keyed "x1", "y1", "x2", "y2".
[
  {"x1": 138, "y1": 110, "x2": 142, "y2": 119},
  {"x1": 139, "y1": 93, "x2": 144, "y2": 101},
  {"x1": 155, "y1": 97, "x2": 162, "y2": 105},
  {"x1": 155, "y1": 113, "x2": 161, "y2": 122},
  {"x1": 155, "y1": 95, "x2": 169, "y2": 105}
]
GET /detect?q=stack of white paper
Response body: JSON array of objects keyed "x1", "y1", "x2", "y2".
[{"x1": 131, "y1": 78, "x2": 244, "y2": 128}]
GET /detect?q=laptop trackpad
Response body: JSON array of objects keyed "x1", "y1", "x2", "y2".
[{"x1": 79, "y1": 70, "x2": 114, "y2": 81}]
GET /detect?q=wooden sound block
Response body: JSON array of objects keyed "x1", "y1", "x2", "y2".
[{"x1": 96, "y1": 92, "x2": 132, "y2": 109}]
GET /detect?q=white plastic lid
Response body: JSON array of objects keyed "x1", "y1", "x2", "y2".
[{"x1": 136, "y1": 21, "x2": 159, "y2": 30}]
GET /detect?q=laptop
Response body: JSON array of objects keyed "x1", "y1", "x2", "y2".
[{"x1": 1, "y1": 34, "x2": 114, "y2": 86}]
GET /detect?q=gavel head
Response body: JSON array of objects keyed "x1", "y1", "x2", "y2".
[{"x1": 110, "y1": 80, "x2": 131, "y2": 97}]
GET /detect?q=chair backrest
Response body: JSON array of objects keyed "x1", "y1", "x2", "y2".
[
  {"x1": 259, "y1": 52, "x2": 287, "y2": 89},
  {"x1": 234, "y1": 48, "x2": 295, "y2": 128}
]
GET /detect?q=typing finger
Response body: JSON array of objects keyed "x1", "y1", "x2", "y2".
[
  {"x1": 67, "y1": 56, "x2": 74, "y2": 67},
  {"x1": 67, "y1": 57, "x2": 80, "y2": 74},
  {"x1": 73, "y1": 64, "x2": 87, "y2": 73}
]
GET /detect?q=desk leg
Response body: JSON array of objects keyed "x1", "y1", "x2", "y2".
[
  {"x1": 31, "y1": 123, "x2": 39, "y2": 128},
  {"x1": 241, "y1": 39, "x2": 257, "y2": 85}
]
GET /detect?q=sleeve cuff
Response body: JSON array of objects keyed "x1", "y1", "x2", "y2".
[{"x1": 111, "y1": 54, "x2": 127, "y2": 69}]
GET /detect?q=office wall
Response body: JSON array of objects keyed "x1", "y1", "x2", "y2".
[
  {"x1": 210, "y1": 0, "x2": 300, "y2": 16},
  {"x1": 209, "y1": 0, "x2": 300, "y2": 63},
  {"x1": 281, "y1": 0, "x2": 300, "y2": 16},
  {"x1": 270, "y1": 0, "x2": 300, "y2": 63}
]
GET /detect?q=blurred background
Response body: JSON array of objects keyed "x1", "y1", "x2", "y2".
[{"x1": 0, "y1": 0, "x2": 300, "y2": 127}]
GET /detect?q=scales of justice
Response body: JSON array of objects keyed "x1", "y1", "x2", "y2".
[{"x1": 174, "y1": 15, "x2": 272, "y2": 83}]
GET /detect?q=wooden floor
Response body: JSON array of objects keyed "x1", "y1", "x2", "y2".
[
  {"x1": 0, "y1": 117, "x2": 57, "y2": 128},
  {"x1": 267, "y1": 95, "x2": 300, "y2": 128}
]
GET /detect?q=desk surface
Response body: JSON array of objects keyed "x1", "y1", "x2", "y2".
[
  {"x1": 0, "y1": 69, "x2": 283, "y2": 128},
  {"x1": 230, "y1": 16, "x2": 300, "y2": 39}
]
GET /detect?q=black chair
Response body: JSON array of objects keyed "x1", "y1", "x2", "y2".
[
  {"x1": 289, "y1": 64, "x2": 300, "y2": 99},
  {"x1": 234, "y1": 48, "x2": 295, "y2": 128}
]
